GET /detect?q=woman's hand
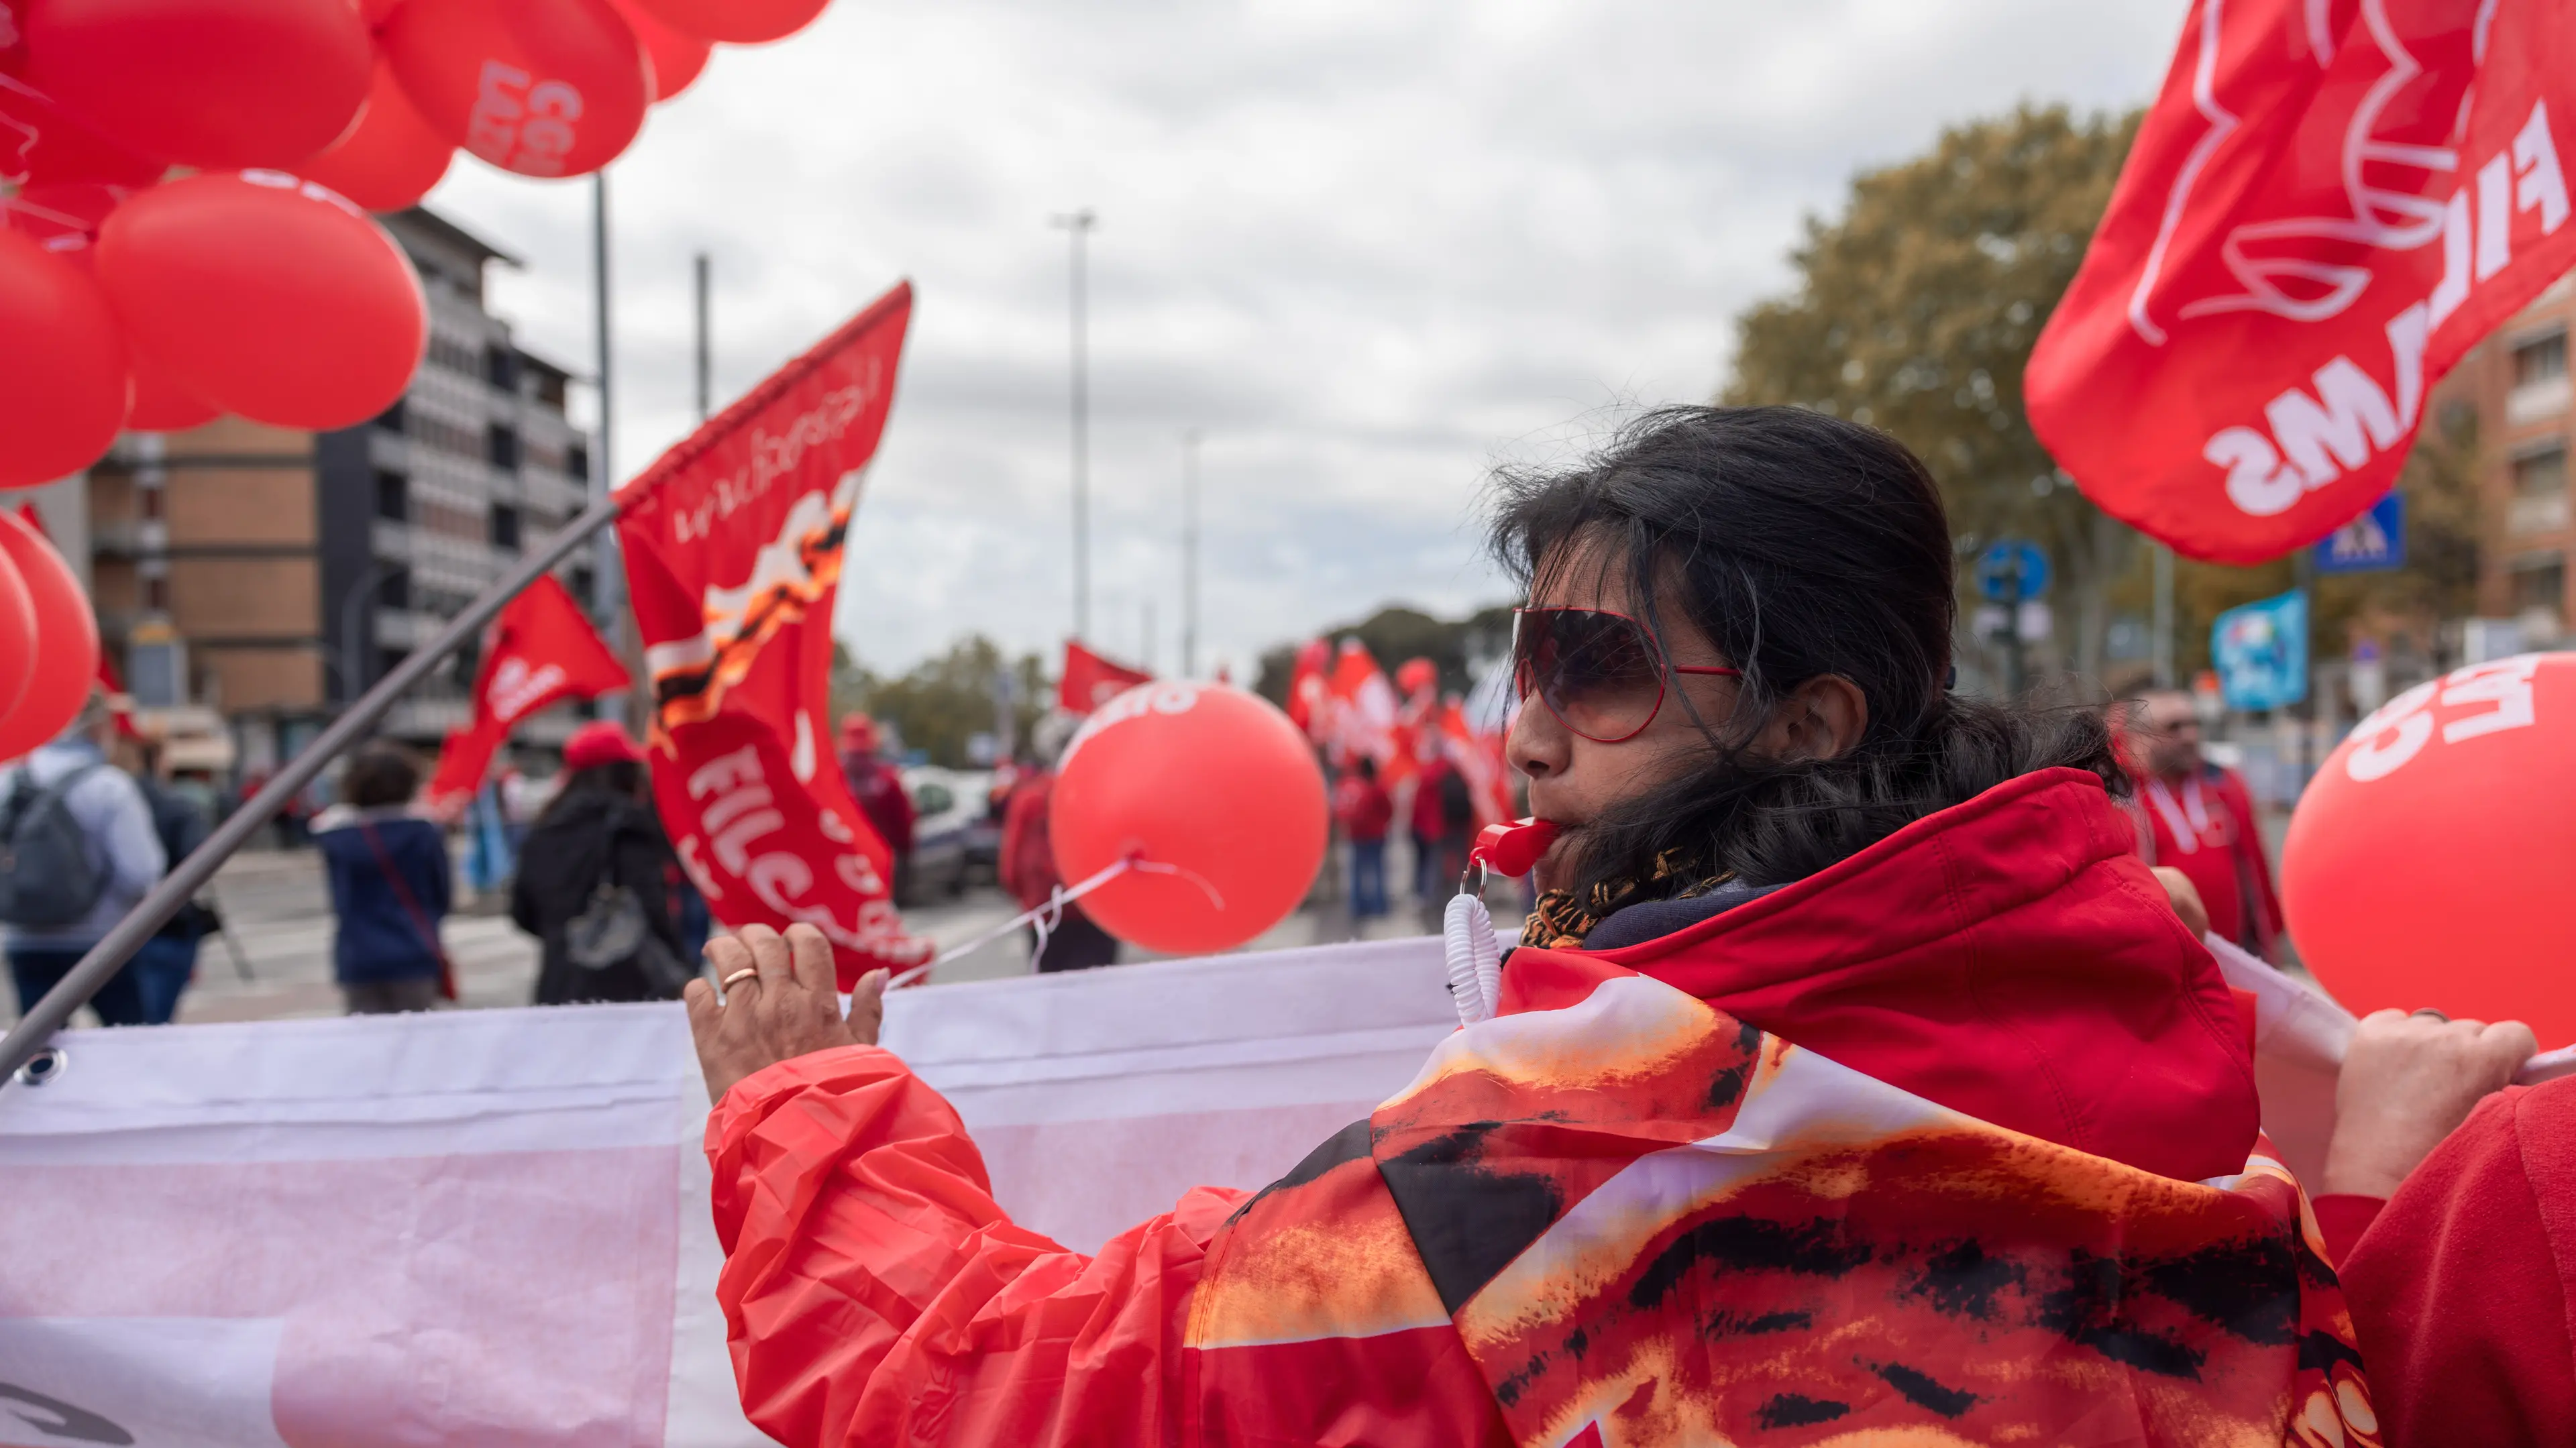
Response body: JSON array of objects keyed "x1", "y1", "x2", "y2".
[
  {"x1": 683, "y1": 923, "x2": 889, "y2": 1105},
  {"x1": 2320, "y1": 1007, "x2": 2536, "y2": 1199}
]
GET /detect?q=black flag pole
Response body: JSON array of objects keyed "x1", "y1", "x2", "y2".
[{"x1": 0, "y1": 489, "x2": 628, "y2": 1089}]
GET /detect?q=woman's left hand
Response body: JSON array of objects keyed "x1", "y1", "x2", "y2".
[{"x1": 684, "y1": 923, "x2": 888, "y2": 1105}]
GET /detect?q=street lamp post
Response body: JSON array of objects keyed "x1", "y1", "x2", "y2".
[
  {"x1": 1050, "y1": 207, "x2": 1096, "y2": 643},
  {"x1": 1181, "y1": 429, "x2": 1201, "y2": 679}
]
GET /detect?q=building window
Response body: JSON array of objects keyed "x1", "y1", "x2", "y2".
[
  {"x1": 2515, "y1": 331, "x2": 2568, "y2": 386},
  {"x1": 374, "y1": 399, "x2": 407, "y2": 433},
  {"x1": 144, "y1": 576, "x2": 168, "y2": 611},
  {"x1": 379, "y1": 571, "x2": 410, "y2": 610},
  {"x1": 487, "y1": 423, "x2": 519, "y2": 471},
  {"x1": 490, "y1": 502, "x2": 521, "y2": 552},
  {"x1": 2513, "y1": 555, "x2": 2566, "y2": 645},
  {"x1": 567, "y1": 442, "x2": 590, "y2": 482},
  {"x1": 486, "y1": 344, "x2": 521, "y2": 392},
  {"x1": 2512, "y1": 446, "x2": 2570, "y2": 535},
  {"x1": 374, "y1": 469, "x2": 409, "y2": 522}
]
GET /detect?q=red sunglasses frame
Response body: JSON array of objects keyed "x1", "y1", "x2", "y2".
[{"x1": 1511, "y1": 606, "x2": 1741, "y2": 744}]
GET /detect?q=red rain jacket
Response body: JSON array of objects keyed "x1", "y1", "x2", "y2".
[{"x1": 706, "y1": 767, "x2": 2262, "y2": 1444}]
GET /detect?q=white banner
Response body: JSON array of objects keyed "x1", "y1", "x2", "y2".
[{"x1": 0, "y1": 937, "x2": 1458, "y2": 1448}]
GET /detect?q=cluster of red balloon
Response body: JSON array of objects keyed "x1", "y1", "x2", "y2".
[{"x1": 0, "y1": 0, "x2": 835, "y2": 489}]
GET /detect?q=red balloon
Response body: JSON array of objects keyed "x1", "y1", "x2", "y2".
[
  {"x1": 0, "y1": 506, "x2": 98, "y2": 763},
  {"x1": 609, "y1": 0, "x2": 708, "y2": 100},
  {"x1": 0, "y1": 535, "x2": 35, "y2": 724},
  {"x1": 1051, "y1": 683, "x2": 1328, "y2": 955},
  {"x1": 2284, "y1": 652, "x2": 2576, "y2": 1046},
  {"x1": 0, "y1": 178, "x2": 120, "y2": 249},
  {"x1": 0, "y1": 226, "x2": 125, "y2": 489},
  {"x1": 299, "y1": 56, "x2": 453, "y2": 213},
  {"x1": 0, "y1": 73, "x2": 168, "y2": 186},
  {"x1": 385, "y1": 0, "x2": 649, "y2": 178},
  {"x1": 21, "y1": 0, "x2": 372, "y2": 170},
  {"x1": 95, "y1": 170, "x2": 425, "y2": 430},
  {"x1": 360, "y1": 0, "x2": 407, "y2": 23},
  {"x1": 628, "y1": 0, "x2": 826, "y2": 44},
  {"x1": 125, "y1": 349, "x2": 219, "y2": 431}
]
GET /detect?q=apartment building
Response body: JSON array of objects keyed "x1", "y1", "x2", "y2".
[
  {"x1": 2453, "y1": 271, "x2": 2576, "y2": 649},
  {"x1": 80, "y1": 206, "x2": 597, "y2": 779}
]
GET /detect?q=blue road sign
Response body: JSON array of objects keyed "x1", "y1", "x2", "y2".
[
  {"x1": 1975, "y1": 540, "x2": 2051, "y2": 603},
  {"x1": 2314, "y1": 492, "x2": 2405, "y2": 575},
  {"x1": 2212, "y1": 588, "x2": 2309, "y2": 712}
]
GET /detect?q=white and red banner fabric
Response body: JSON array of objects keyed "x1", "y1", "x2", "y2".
[
  {"x1": 616, "y1": 282, "x2": 928, "y2": 987},
  {"x1": 2029, "y1": 0, "x2": 2576, "y2": 563},
  {"x1": 0, "y1": 938, "x2": 1458, "y2": 1447}
]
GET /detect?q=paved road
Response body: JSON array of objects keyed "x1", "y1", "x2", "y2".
[{"x1": 4, "y1": 842, "x2": 1462, "y2": 1028}]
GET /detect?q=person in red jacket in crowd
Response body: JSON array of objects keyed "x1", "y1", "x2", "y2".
[
  {"x1": 1330, "y1": 755, "x2": 1395, "y2": 921},
  {"x1": 2121, "y1": 688, "x2": 2284, "y2": 958},
  {"x1": 995, "y1": 712, "x2": 1118, "y2": 973},
  {"x1": 682, "y1": 407, "x2": 2373, "y2": 1446},
  {"x1": 836, "y1": 714, "x2": 916, "y2": 901}
]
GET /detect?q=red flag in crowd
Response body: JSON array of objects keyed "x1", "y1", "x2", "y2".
[
  {"x1": 1057, "y1": 638, "x2": 1151, "y2": 714},
  {"x1": 422, "y1": 573, "x2": 628, "y2": 807},
  {"x1": 1436, "y1": 696, "x2": 1514, "y2": 829},
  {"x1": 2027, "y1": 0, "x2": 2576, "y2": 563},
  {"x1": 617, "y1": 282, "x2": 931, "y2": 985},
  {"x1": 1323, "y1": 638, "x2": 1399, "y2": 770},
  {"x1": 1283, "y1": 638, "x2": 1330, "y2": 742}
]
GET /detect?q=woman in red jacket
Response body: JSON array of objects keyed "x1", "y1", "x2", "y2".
[{"x1": 686, "y1": 406, "x2": 2367, "y2": 1447}]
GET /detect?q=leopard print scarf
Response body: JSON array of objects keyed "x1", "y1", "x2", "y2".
[{"x1": 1517, "y1": 849, "x2": 1732, "y2": 950}]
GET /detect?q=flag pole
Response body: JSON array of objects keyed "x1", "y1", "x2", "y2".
[{"x1": 0, "y1": 490, "x2": 629, "y2": 1089}]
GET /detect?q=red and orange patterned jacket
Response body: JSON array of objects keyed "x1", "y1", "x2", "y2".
[{"x1": 707, "y1": 770, "x2": 2373, "y2": 1445}]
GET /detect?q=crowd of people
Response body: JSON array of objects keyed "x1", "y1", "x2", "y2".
[{"x1": 3, "y1": 405, "x2": 2565, "y2": 1441}]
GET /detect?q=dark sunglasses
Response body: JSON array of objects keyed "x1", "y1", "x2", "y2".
[{"x1": 1511, "y1": 606, "x2": 1741, "y2": 743}]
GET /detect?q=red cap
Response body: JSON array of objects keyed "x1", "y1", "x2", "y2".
[{"x1": 564, "y1": 720, "x2": 646, "y2": 770}]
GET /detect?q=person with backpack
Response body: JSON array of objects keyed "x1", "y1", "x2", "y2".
[
  {"x1": 511, "y1": 722, "x2": 693, "y2": 1005},
  {"x1": 112, "y1": 730, "x2": 215, "y2": 1024},
  {"x1": 313, "y1": 744, "x2": 452, "y2": 1014},
  {"x1": 0, "y1": 693, "x2": 168, "y2": 1027}
]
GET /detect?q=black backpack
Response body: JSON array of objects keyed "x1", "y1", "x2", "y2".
[{"x1": 0, "y1": 764, "x2": 109, "y2": 929}]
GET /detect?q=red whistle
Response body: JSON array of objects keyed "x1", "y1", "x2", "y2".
[{"x1": 1470, "y1": 818, "x2": 1561, "y2": 879}]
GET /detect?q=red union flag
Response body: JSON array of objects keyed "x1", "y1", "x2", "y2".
[
  {"x1": 616, "y1": 282, "x2": 930, "y2": 985},
  {"x1": 422, "y1": 573, "x2": 628, "y2": 807},
  {"x1": 2028, "y1": 0, "x2": 2576, "y2": 563},
  {"x1": 1057, "y1": 638, "x2": 1152, "y2": 714}
]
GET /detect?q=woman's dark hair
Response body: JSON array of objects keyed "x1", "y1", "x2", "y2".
[
  {"x1": 1488, "y1": 404, "x2": 2119, "y2": 900},
  {"x1": 343, "y1": 745, "x2": 420, "y2": 810},
  {"x1": 537, "y1": 761, "x2": 647, "y2": 827}
]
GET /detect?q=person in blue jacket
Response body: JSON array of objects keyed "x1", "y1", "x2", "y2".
[{"x1": 312, "y1": 744, "x2": 451, "y2": 1013}]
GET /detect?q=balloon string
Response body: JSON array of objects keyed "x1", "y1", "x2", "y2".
[{"x1": 883, "y1": 856, "x2": 1137, "y2": 990}]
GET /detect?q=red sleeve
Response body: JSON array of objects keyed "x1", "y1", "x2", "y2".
[
  {"x1": 2309, "y1": 1193, "x2": 2383, "y2": 1267},
  {"x1": 706, "y1": 1045, "x2": 1244, "y2": 1447},
  {"x1": 2340, "y1": 1080, "x2": 2576, "y2": 1448}
]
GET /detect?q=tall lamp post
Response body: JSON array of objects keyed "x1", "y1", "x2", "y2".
[
  {"x1": 693, "y1": 251, "x2": 712, "y2": 424},
  {"x1": 1181, "y1": 428, "x2": 1201, "y2": 678},
  {"x1": 1050, "y1": 207, "x2": 1096, "y2": 643}
]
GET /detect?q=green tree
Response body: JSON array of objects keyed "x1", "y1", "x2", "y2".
[
  {"x1": 1723, "y1": 105, "x2": 2142, "y2": 683},
  {"x1": 833, "y1": 634, "x2": 1049, "y2": 767}
]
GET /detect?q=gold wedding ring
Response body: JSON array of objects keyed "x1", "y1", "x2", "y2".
[{"x1": 720, "y1": 968, "x2": 760, "y2": 991}]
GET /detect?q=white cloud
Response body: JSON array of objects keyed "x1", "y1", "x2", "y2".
[{"x1": 424, "y1": 0, "x2": 2190, "y2": 678}]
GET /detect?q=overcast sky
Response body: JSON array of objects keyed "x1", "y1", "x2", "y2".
[{"x1": 424, "y1": 0, "x2": 2190, "y2": 680}]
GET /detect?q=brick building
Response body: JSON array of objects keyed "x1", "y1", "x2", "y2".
[
  {"x1": 2453, "y1": 270, "x2": 2576, "y2": 650},
  {"x1": 68, "y1": 207, "x2": 597, "y2": 780}
]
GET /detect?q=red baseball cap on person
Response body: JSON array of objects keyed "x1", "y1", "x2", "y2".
[{"x1": 564, "y1": 720, "x2": 646, "y2": 770}]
